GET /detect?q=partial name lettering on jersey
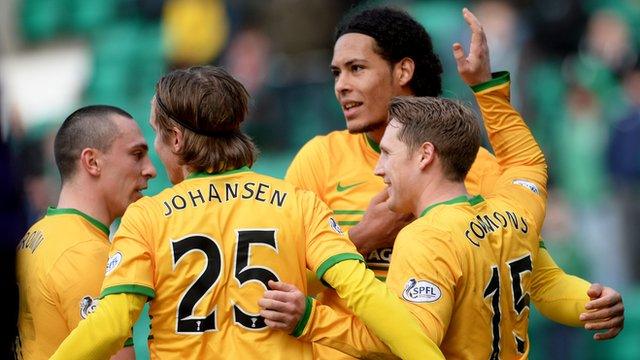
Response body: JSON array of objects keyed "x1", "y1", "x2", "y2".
[
  {"x1": 79, "y1": 296, "x2": 100, "y2": 319},
  {"x1": 402, "y1": 278, "x2": 441, "y2": 303},
  {"x1": 465, "y1": 210, "x2": 529, "y2": 247},
  {"x1": 163, "y1": 181, "x2": 288, "y2": 216},
  {"x1": 16, "y1": 230, "x2": 45, "y2": 253}
]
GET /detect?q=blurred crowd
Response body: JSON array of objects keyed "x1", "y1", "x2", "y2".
[{"x1": 1, "y1": 0, "x2": 640, "y2": 358}]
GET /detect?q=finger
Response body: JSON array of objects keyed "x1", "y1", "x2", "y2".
[
  {"x1": 371, "y1": 188, "x2": 390, "y2": 204},
  {"x1": 259, "y1": 308, "x2": 295, "y2": 323},
  {"x1": 261, "y1": 290, "x2": 288, "y2": 302},
  {"x1": 593, "y1": 327, "x2": 622, "y2": 341},
  {"x1": 268, "y1": 280, "x2": 298, "y2": 292},
  {"x1": 259, "y1": 294, "x2": 294, "y2": 310},
  {"x1": 580, "y1": 303, "x2": 624, "y2": 322},
  {"x1": 463, "y1": 8, "x2": 485, "y2": 41},
  {"x1": 587, "y1": 283, "x2": 603, "y2": 299},
  {"x1": 263, "y1": 317, "x2": 291, "y2": 331},
  {"x1": 584, "y1": 316, "x2": 624, "y2": 331},
  {"x1": 585, "y1": 293, "x2": 622, "y2": 310},
  {"x1": 452, "y1": 42, "x2": 466, "y2": 67}
]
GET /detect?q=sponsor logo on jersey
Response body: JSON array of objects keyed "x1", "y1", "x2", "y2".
[
  {"x1": 79, "y1": 296, "x2": 100, "y2": 319},
  {"x1": 402, "y1": 278, "x2": 441, "y2": 303},
  {"x1": 105, "y1": 251, "x2": 123, "y2": 276},
  {"x1": 365, "y1": 247, "x2": 391, "y2": 270},
  {"x1": 328, "y1": 217, "x2": 344, "y2": 235},
  {"x1": 512, "y1": 179, "x2": 539, "y2": 195},
  {"x1": 336, "y1": 181, "x2": 366, "y2": 192}
]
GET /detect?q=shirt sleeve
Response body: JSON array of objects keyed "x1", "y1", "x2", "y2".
[
  {"x1": 473, "y1": 71, "x2": 548, "y2": 232},
  {"x1": 465, "y1": 147, "x2": 501, "y2": 195},
  {"x1": 50, "y1": 293, "x2": 146, "y2": 360},
  {"x1": 530, "y1": 243, "x2": 590, "y2": 326},
  {"x1": 300, "y1": 190, "x2": 364, "y2": 277},
  {"x1": 101, "y1": 200, "x2": 156, "y2": 299},
  {"x1": 285, "y1": 137, "x2": 327, "y2": 196},
  {"x1": 295, "y1": 298, "x2": 393, "y2": 358},
  {"x1": 386, "y1": 227, "x2": 461, "y2": 346},
  {"x1": 320, "y1": 259, "x2": 444, "y2": 360}
]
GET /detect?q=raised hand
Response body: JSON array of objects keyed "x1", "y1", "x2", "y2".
[{"x1": 452, "y1": 8, "x2": 492, "y2": 86}]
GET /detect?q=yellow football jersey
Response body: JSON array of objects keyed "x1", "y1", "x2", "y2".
[
  {"x1": 285, "y1": 131, "x2": 498, "y2": 276},
  {"x1": 388, "y1": 193, "x2": 543, "y2": 359},
  {"x1": 15, "y1": 208, "x2": 111, "y2": 360},
  {"x1": 389, "y1": 76, "x2": 548, "y2": 359},
  {"x1": 101, "y1": 167, "x2": 364, "y2": 359},
  {"x1": 292, "y1": 72, "x2": 552, "y2": 359}
]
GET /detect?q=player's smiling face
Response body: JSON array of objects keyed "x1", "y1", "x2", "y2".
[
  {"x1": 100, "y1": 115, "x2": 156, "y2": 218},
  {"x1": 374, "y1": 118, "x2": 419, "y2": 214},
  {"x1": 332, "y1": 33, "x2": 405, "y2": 134}
]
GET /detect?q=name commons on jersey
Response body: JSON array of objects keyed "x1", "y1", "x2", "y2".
[{"x1": 163, "y1": 181, "x2": 288, "y2": 216}]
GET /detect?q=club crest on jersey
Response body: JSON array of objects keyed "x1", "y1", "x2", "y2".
[
  {"x1": 328, "y1": 217, "x2": 344, "y2": 235},
  {"x1": 79, "y1": 296, "x2": 99, "y2": 319},
  {"x1": 105, "y1": 251, "x2": 123, "y2": 276},
  {"x1": 512, "y1": 179, "x2": 539, "y2": 195},
  {"x1": 403, "y1": 278, "x2": 441, "y2": 303}
]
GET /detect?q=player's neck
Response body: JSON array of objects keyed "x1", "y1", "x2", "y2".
[
  {"x1": 413, "y1": 177, "x2": 468, "y2": 218},
  {"x1": 366, "y1": 127, "x2": 386, "y2": 144},
  {"x1": 57, "y1": 182, "x2": 112, "y2": 228}
]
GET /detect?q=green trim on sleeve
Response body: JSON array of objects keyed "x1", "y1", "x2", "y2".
[
  {"x1": 123, "y1": 337, "x2": 134, "y2": 347},
  {"x1": 470, "y1": 71, "x2": 510, "y2": 93},
  {"x1": 539, "y1": 240, "x2": 547, "y2": 250},
  {"x1": 316, "y1": 253, "x2": 364, "y2": 280},
  {"x1": 291, "y1": 296, "x2": 314, "y2": 337},
  {"x1": 46, "y1": 207, "x2": 110, "y2": 236},
  {"x1": 100, "y1": 285, "x2": 156, "y2": 299}
]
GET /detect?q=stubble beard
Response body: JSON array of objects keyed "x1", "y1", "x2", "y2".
[{"x1": 346, "y1": 118, "x2": 387, "y2": 134}]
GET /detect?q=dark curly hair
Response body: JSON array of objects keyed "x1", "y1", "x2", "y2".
[{"x1": 336, "y1": 7, "x2": 443, "y2": 97}]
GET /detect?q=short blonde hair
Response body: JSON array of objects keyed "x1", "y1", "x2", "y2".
[{"x1": 389, "y1": 96, "x2": 481, "y2": 182}]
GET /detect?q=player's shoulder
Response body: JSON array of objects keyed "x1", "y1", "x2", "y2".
[
  {"x1": 475, "y1": 146, "x2": 497, "y2": 164},
  {"x1": 406, "y1": 199, "x2": 481, "y2": 241},
  {"x1": 299, "y1": 129, "x2": 354, "y2": 152}
]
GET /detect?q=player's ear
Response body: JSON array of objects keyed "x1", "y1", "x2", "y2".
[
  {"x1": 417, "y1": 142, "x2": 435, "y2": 170},
  {"x1": 395, "y1": 57, "x2": 415, "y2": 87},
  {"x1": 171, "y1": 126, "x2": 184, "y2": 153},
  {"x1": 80, "y1": 148, "x2": 101, "y2": 176}
]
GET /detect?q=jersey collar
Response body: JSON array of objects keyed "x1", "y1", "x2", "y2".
[
  {"x1": 46, "y1": 207, "x2": 110, "y2": 236},
  {"x1": 364, "y1": 134, "x2": 381, "y2": 154},
  {"x1": 419, "y1": 195, "x2": 484, "y2": 217},
  {"x1": 186, "y1": 166, "x2": 251, "y2": 179}
]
